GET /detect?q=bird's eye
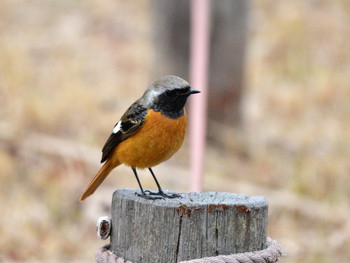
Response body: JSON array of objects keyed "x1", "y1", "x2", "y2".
[{"x1": 165, "y1": 90, "x2": 177, "y2": 97}]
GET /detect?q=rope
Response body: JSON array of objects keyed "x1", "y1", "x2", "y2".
[{"x1": 95, "y1": 237, "x2": 282, "y2": 263}]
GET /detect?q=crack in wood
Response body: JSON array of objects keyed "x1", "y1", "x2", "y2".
[
  {"x1": 215, "y1": 210, "x2": 219, "y2": 256},
  {"x1": 174, "y1": 215, "x2": 183, "y2": 262}
]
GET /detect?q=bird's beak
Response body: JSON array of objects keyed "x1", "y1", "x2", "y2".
[
  {"x1": 189, "y1": 89, "x2": 200, "y2": 95},
  {"x1": 183, "y1": 89, "x2": 200, "y2": 96},
  {"x1": 182, "y1": 88, "x2": 200, "y2": 96}
]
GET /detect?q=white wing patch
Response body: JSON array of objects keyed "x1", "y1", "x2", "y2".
[{"x1": 112, "y1": 121, "x2": 121, "y2": 134}]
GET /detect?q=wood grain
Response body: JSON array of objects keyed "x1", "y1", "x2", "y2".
[{"x1": 110, "y1": 189, "x2": 268, "y2": 263}]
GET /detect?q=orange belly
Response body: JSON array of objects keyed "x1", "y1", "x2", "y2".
[{"x1": 114, "y1": 109, "x2": 187, "y2": 168}]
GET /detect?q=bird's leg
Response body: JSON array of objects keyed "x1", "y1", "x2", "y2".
[
  {"x1": 144, "y1": 168, "x2": 182, "y2": 198},
  {"x1": 132, "y1": 168, "x2": 163, "y2": 200}
]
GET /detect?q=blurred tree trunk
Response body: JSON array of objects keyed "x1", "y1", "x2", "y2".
[{"x1": 151, "y1": 0, "x2": 249, "y2": 125}]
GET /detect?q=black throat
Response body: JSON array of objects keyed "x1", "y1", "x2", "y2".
[
  {"x1": 151, "y1": 93, "x2": 188, "y2": 119},
  {"x1": 151, "y1": 105, "x2": 185, "y2": 119}
]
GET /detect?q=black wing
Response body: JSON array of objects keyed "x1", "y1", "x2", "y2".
[{"x1": 100, "y1": 102, "x2": 148, "y2": 163}]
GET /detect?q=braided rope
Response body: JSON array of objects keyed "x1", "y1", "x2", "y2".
[{"x1": 95, "y1": 238, "x2": 282, "y2": 263}]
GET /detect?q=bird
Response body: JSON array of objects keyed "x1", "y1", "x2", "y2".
[{"x1": 79, "y1": 75, "x2": 200, "y2": 201}]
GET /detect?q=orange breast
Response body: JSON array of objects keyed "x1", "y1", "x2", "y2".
[{"x1": 114, "y1": 109, "x2": 187, "y2": 168}]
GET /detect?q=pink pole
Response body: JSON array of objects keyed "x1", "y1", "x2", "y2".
[{"x1": 189, "y1": 0, "x2": 210, "y2": 192}]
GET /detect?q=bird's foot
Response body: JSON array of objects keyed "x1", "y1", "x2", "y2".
[
  {"x1": 144, "y1": 190, "x2": 182, "y2": 199},
  {"x1": 136, "y1": 191, "x2": 164, "y2": 200}
]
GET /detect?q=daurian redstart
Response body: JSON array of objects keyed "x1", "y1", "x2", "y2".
[{"x1": 79, "y1": 75, "x2": 199, "y2": 201}]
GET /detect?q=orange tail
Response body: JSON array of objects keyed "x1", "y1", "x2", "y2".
[{"x1": 79, "y1": 159, "x2": 120, "y2": 202}]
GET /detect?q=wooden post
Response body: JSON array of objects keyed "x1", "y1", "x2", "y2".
[{"x1": 110, "y1": 189, "x2": 268, "y2": 263}]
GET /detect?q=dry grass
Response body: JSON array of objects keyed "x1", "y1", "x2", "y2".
[{"x1": 0, "y1": 0, "x2": 349, "y2": 262}]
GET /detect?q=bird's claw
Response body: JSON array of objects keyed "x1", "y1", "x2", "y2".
[
  {"x1": 144, "y1": 190, "x2": 182, "y2": 199},
  {"x1": 136, "y1": 191, "x2": 164, "y2": 200}
]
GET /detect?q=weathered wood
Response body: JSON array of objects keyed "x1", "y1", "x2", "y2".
[{"x1": 111, "y1": 189, "x2": 268, "y2": 263}]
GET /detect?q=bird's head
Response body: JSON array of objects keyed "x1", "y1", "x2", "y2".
[{"x1": 142, "y1": 75, "x2": 200, "y2": 118}]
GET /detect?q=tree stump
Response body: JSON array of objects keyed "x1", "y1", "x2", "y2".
[{"x1": 110, "y1": 189, "x2": 268, "y2": 263}]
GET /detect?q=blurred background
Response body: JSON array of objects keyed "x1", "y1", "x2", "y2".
[{"x1": 1, "y1": 0, "x2": 350, "y2": 262}]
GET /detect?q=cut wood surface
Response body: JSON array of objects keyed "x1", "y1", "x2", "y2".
[{"x1": 111, "y1": 189, "x2": 268, "y2": 263}]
